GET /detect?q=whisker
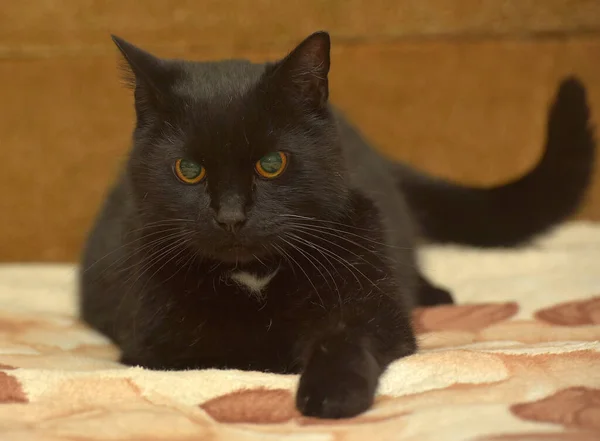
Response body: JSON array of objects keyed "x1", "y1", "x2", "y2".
[
  {"x1": 253, "y1": 253, "x2": 268, "y2": 268},
  {"x1": 183, "y1": 250, "x2": 201, "y2": 283},
  {"x1": 286, "y1": 221, "x2": 409, "y2": 250},
  {"x1": 283, "y1": 233, "x2": 341, "y2": 310},
  {"x1": 289, "y1": 223, "x2": 387, "y2": 259},
  {"x1": 271, "y1": 243, "x2": 296, "y2": 277},
  {"x1": 286, "y1": 231, "x2": 396, "y2": 300},
  {"x1": 285, "y1": 233, "x2": 364, "y2": 290},
  {"x1": 274, "y1": 240, "x2": 324, "y2": 309},
  {"x1": 287, "y1": 226, "x2": 386, "y2": 274},
  {"x1": 80, "y1": 221, "x2": 194, "y2": 276},
  {"x1": 99, "y1": 230, "x2": 192, "y2": 278},
  {"x1": 141, "y1": 235, "x2": 195, "y2": 290},
  {"x1": 280, "y1": 235, "x2": 334, "y2": 293},
  {"x1": 124, "y1": 219, "x2": 195, "y2": 235},
  {"x1": 278, "y1": 214, "x2": 382, "y2": 234}
]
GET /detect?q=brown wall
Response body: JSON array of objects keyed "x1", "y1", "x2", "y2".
[{"x1": 1, "y1": 1, "x2": 599, "y2": 262}]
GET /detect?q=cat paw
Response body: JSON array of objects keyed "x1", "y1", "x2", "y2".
[
  {"x1": 420, "y1": 285, "x2": 454, "y2": 306},
  {"x1": 417, "y1": 278, "x2": 454, "y2": 307},
  {"x1": 296, "y1": 369, "x2": 374, "y2": 419}
]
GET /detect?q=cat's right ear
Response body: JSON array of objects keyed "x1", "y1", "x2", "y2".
[
  {"x1": 112, "y1": 36, "x2": 173, "y2": 119},
  {"x1": 270, "y1": 31, "x2": 331, "y2": 110}
]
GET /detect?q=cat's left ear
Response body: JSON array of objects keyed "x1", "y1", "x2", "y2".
[
  {"x1": 272, "y1": 31, "x2": 331, "y2": 109},
  {"x1": 112, "y1": 36, "x2": 175, "y2": 119}
]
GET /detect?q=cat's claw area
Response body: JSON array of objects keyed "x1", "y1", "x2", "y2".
[{"x1": 296, "y1": 370, "x2": 374, "y2": 419}]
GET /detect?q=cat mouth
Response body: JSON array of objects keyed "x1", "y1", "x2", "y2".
[{"x1": 213, "y1": 244, "x2": 262, "y2": 263}]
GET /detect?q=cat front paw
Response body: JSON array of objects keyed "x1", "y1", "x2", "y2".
[{"x1": 296, "y1": 369, "x2": 374, "y2": 419}]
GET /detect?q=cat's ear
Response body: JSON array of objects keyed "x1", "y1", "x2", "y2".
[
  {"x1": 272, "y1": 31, "x2": 331, "y2": 109},
  {"x1": 112, "y1": 35, "x2": 174, "y2": 119}
]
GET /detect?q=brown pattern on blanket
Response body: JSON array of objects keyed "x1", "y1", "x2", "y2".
[
  {"x1": 536, "y1": 296, "x2": 600, "y2": 326},
  {"x1": 512, "y1": 387, "x2": 600, "y2": 431},
  {"x1": 200, "y1": 388, "x2": 300, "y2": 423},
  {"x1": 413, "y1": 302, "x2": 519, "y2": 332},
  {"x1": 0, "y1": 371, "x2": 27, "y2": 403}
]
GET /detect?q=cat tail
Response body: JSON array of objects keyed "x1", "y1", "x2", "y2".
[{"x1": 396, "y1": 76, "x2": 596, "y2": 247}]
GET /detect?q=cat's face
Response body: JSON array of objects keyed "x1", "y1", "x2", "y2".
[{"x1": 116, "y1": 33, "x2": 350, "y2": 263}]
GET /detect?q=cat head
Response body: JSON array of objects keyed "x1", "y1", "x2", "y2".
[{"x1": 114, "y1": 32, "x2": 350, "y2": 263}]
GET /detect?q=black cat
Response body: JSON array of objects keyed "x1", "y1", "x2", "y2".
[{"x1": 80, "y1": 31, "x2": 595, "y2": 419}]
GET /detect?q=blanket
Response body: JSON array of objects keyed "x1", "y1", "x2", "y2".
[{"x1": 1, "y1": 222, "x2": 599, "y2": 441}]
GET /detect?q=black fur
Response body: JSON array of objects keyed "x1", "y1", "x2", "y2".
[{"x1": 80, "y1": 31, "x2": 595, "y2": 419}]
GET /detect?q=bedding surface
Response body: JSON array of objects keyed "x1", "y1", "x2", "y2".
[{"x1": 0, "y1": 222, "x2": 599, "y2": 440}]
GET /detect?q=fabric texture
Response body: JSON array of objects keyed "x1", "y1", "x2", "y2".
[{"x1": 0, "y1": 222, "x2": 599, "y2": 440}]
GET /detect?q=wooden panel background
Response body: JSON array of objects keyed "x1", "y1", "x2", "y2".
[{"x1": 0, "y1": 1, "x2": 599, "y2": 261}]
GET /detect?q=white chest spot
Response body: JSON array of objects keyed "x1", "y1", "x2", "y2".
[{"x1": 230, "y1": 269, "x2": 278, "y2": 300}]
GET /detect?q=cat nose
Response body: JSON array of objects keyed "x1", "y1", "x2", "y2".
[{"x1": 214, "y1": 208, "x2": 247, "y2": 233}]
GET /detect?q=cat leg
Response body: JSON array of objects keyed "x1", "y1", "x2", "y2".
[{"x1": 295, "y1": 302, "x2": 416, "y2": 418}]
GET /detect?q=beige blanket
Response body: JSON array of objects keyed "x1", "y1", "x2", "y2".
[{"x1": 1, "y1": 222, "x2": 599, "y2": 440}]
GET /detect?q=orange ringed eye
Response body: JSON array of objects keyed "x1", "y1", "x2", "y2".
[
  {"x1": 255, "y1": 152, "x2": 287, "y2": 179},
  {"x1": 174, "y1": 159, "x2": 206, "y2": 184}
]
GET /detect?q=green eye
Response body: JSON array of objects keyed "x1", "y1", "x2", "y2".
[
  {"x1": 174, "y1": 159, "x2": 206, "y2": 184},
  {"x1": 255, "y1": 152, "x2": 287, "y2": 179}
]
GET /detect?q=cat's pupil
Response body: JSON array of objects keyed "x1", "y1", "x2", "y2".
[
  {"x1": 180, "y1": 159, "x2": 202, "y2": 179},
  {"x1": 259, "y1": 153, "x2": 282, "y2": 173}
]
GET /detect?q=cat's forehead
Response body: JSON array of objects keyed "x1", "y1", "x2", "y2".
[
  {"x1": 182, "y1": 109, "x2": 276, "y2": 161},
  {"x1": 173, "y1": 60, "x2": 266, "y2": 101},
  {"x1": 171, "y1": 60, "x2": 277, "y2": 158}
]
